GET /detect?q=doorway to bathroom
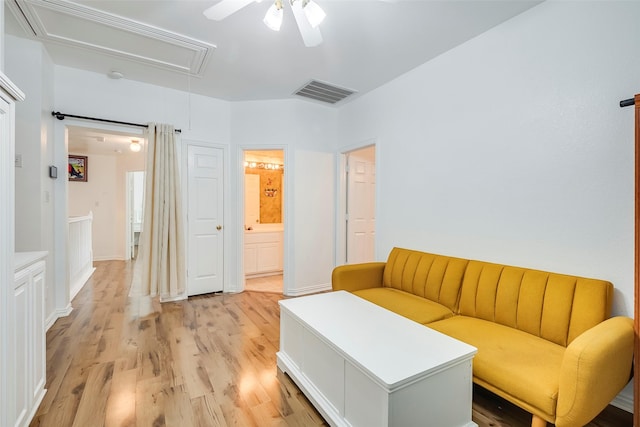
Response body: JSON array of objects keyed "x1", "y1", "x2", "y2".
[{"x1": 242, "y1": 149, "x2": 285, "y2": 293}]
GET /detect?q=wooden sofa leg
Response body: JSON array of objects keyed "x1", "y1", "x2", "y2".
[{"x1": 531, "y1": 414, "x2": 547, "y2": 427}]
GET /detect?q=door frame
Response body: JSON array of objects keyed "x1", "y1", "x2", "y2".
[
  {"x1": 182, "y1": 140, "x2": 229, "y2": 294},
  {"x1": 237, "y1": 145, "x2": 289, "y2": 294},
  {"x1": 53, "y1": 120, "x2": 145, "y2": 315},
  {"x1": 336, "y1": 139, "x2": 378, "y2": 265}
]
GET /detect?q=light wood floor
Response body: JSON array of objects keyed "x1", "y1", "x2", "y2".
[
  {"x1": 31, "y1": 260, "x2": 632, "y2": 427},
  {"x1": 245, "y1": 274, "x2": 283, "y2": 294}
]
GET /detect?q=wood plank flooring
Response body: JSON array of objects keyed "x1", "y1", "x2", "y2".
[
  {"x1": 245, "y1": 274, "x2": 283, "y2": 294},
  {"x1": 31, "y1": 260, "x2": 632, "y2": 427}
]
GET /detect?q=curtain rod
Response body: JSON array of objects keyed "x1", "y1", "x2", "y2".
[
  {"x1": 51, "y1": 111, "x2": 182, "y2": 133},
  {"x1": 620, "y1": 98, "x2": 635, "y2": 108}
]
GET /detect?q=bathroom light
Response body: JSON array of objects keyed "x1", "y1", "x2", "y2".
[
  {"x1": 303, "y1": 0, "x2": 325, "y2": 28},
  {"x1": 264, "y1": 0, "x2": 283, "y2": 31},
  {"x1": 244, "y1": 161, "x2": 284, "y2": 171},
  {"x1": 130, "y1": 139, "x2": 142, "y2": 152}
]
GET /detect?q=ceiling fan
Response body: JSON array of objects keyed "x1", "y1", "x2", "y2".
[{"x1": 203, "y1": 0, "x2": 326, "y2": 47}]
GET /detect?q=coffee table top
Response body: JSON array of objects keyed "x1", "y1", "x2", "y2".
[{"x1": 279, "y1": 290, "x2": 477, "y2": 390}]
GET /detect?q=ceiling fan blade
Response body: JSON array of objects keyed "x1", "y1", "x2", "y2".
[
  {"x1": 203, "y1": 0, "x2": 256, "y2": 21},
  {"x1": 290, "y1": 0, "x2": 323, "y2": 47}
]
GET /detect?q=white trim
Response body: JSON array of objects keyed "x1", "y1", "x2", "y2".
[
  {"x1": 47, "y1": 304, "x2": 73, "y2": 332},
  {"x1": 69, "y1": 266, "x2": 95, "y2": 300},
  {"x1": 285, "y1": 283, "x2": 331, "y2": 297},
  {"x1": 0, "y1": 71, "x2": 25, "y2": 102},
  {"x1": 10, "y1": 0, "x2": 215, "y2": 76},
  {"x1": 93, "y1": 255, "x2": 126, "y2": 261},
  {"x1": 159, "y1": 293, "x2": 187, "y2": 303}
]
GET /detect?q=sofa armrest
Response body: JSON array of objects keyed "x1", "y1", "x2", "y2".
[
  {"x1": 331, "y1": 262, "x2": 386, "y2": 292},
  {"x1": 555, "y1": 316, "x2": 634, "y2": 427}
]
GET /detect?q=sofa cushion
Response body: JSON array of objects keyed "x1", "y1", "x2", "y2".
[
  {"x1": 383, "y1": 248, "x2": 469, "y2": 312},
  {"x1": 353, "y1": 288, "x2": 455, "y2": 324},
  {"x1": 429, "y1": 316, "x2": 565, "y2": 419},
  {"x1": 458, "y1": 260, "x2": 613, "y2": 346}
]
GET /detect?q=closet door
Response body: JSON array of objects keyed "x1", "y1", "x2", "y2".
[{"x1": 186, "y1": 144, "x2": 225, "y2": 295}]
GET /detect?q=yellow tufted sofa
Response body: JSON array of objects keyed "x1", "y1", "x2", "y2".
[{"x1": 331, "y1": 247, "x2": 634, "y2": 427}]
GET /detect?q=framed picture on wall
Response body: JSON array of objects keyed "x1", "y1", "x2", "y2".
[{"x1": 68, "y1": 155, "x2": 88, "y2": 182}]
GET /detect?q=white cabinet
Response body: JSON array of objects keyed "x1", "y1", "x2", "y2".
[
  {"x1": 14, "y1": 253, "x2": 47, "y2": 427},
  {"x1": 277, "y1": 292, "x2": 477, "y2": 427},
  {"x1": 244, "y1": 231, "x2": 283, "y2": 276}
]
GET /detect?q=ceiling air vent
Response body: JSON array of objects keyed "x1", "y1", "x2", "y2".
[{"x1": 294, "y1": 80, "x2": 356, "y2": 105}]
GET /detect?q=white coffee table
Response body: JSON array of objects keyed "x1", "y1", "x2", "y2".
[{"x1": 277, "y1": 291, "x2": 477, "y2": 427}]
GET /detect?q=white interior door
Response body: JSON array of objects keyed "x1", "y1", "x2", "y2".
[
  {"x1": 346, "y1": 147, "x2": 376, "y2": 264},
  {"x1": 187, "y1": 145, "x2": 224, "y2": 296}
]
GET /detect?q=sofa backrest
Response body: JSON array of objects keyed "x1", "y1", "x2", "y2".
[
  {"x1": 458, "y1": 260, "x2": 613, "y2": 346},
  {"x1": 383, "y1": 247, "x2": 469, "y2": 312}
]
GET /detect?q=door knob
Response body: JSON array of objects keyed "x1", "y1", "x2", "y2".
[{"x1": 216, "y1": 225, "x2": 222, "y2": 231}]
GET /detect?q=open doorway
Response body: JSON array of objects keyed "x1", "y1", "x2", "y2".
[
  {"x1": 66, "y1": 125, "x2": 146, "y2": 269},
  {"x1": 126, "y1": 171, "x2": 144, "y2": 260},
  {"x1": 242, "y1": 149, "x2": 285, "y2": 293}
]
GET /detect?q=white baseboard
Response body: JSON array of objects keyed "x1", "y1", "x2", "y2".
[
  {"x1": 70, "y1": 266, "x2": 96, "y2": 301},
  {"x1": 47, "y1": 304, "x2": 73, "y2": 330},
  {"x1": 93, "y1": 255, "x2": 126, "y2": 261},
  {"x1": 45, "y1": 312, "x2": 58, "y2": 331},
  {"x1": 284, "y1": 283, "x2": 331, "y2": 297},
  {"x1": 160, "y1": 293, "x2": 187, "y2": 303}
]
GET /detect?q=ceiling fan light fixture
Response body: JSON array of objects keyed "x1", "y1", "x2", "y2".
[
  {"x1": 130, "y1": 139, "x2": 142, "y2": 152},
  {"x1": 264, "y1": 1, "x2": 284, "y2": 31},
  {"x1": 302, "y1": 0, "x2": 325, "y2": 28}
]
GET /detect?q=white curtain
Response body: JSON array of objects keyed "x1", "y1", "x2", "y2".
[{"x1": 132, "y1": 123, "x2": 186, "y2": 300}]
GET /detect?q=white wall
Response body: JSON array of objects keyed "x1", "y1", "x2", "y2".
[
  {"x1": 11, "y1": 0, "x2": 639, "y2": 315},
  {"x1": 67, "y1": 151, "x2": 144, "y2": 260},
  {"x1": 54, "y1": 68, "x2": 338, "y2": 297},
  {"x1": 8, "y1": 36, "x2": 45, "y2": 250},
  {"x1": 337, "y1": 0, "x2": 640, "y2": 318},
  {"x1": 55, "y1": 66, "x2": 231, "y2": 143},
  {"x1": 6, "y1": 35, "x2": 56, "y2": 323},
  {"x1": 45, "y1": 67, "x2": 231, "y2": 309}
]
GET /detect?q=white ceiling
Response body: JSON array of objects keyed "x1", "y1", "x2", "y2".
[
  {"x1": 6, "y1": 0, "x2": 542, "y2": 105},
  {"x1": 66, "y1": 125, "x2": 145, "y2": 156}
]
